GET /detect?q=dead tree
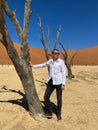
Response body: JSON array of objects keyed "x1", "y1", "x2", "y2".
[
  {"x1": 37, "y1": 17, "x2": 76, "y2": 79},
  {"x1": 38, "y1": 16, "x2": 61, "y2": 59},
  {"x1": 0, "y1": 0, "x2": 44, "y2": 120},
  {"x1": 59, "y1": 42, "x2": 76, "y2": 79}
]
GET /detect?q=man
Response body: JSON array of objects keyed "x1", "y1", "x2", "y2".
[{"x1": 30, "y1": 49, "x2": 66, "y2": 120}]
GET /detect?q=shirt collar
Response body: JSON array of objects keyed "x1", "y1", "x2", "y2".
[{"x1": 51, "y1": 58, "x2": 60, "y2": 63}]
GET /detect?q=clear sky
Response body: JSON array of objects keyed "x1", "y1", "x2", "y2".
[{"x1": 4, "y1": 0, "x2": 98, "y2": 50}]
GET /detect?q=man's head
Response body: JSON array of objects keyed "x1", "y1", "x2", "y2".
[{"x1": 52, "y1": 49, "x2": 60, "y2": 61}]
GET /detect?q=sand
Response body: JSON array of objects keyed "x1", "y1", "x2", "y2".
[{"x1": 0, "y1": 65, "x2": 98, "y2": 130}]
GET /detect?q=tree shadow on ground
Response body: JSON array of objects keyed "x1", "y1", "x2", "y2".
[
  {"x1": 0, "y1": 85, "x2": 29, "y2": 111},
  {"x1": 0, "y1": 86, "x2": 58, "y2": 117}
]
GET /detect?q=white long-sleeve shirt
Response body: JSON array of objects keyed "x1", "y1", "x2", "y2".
[{"x1": 33, "y1": 58, "x2": 66, "y2": 85}]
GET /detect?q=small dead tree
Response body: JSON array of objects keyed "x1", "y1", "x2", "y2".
[
  {"x1": 38, "y1": 16, "x2": 61, "y2": 60},
  {"x1": 59, "y1": 42, "x2": 76, "y2": 79},
  {"x1": 0, "y1": 0, "x2": 44, "y2": 120},
  {"x1": 37, "y1": 16, "x2": 76, "y2": 79}
]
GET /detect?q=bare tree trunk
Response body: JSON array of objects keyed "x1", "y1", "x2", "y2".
[
  {"x1": 59, "y1": 42, "x2": 76, "y2": 79},
  {"x1": 0, "y1": 0, "x2": 44, "y2": 120},
  {"x1": 66, "y1": 63, "x2": 74, "y2": 79}
]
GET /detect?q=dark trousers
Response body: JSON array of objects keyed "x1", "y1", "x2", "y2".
[{"x1": 44, "y1": 81, "x2": 62, "y2": 116}]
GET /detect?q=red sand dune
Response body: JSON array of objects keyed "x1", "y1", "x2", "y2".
[{"x1": 0, "y1": 42, "x2": 98, "y2": 65}]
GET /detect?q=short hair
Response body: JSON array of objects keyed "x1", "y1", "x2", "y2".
[{"x1": 52, "y1": 49, "x2": 60, "y2": 53}]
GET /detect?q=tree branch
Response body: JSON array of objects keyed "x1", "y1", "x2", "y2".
[
  {"x1": 54, "y1": 25, "x2": 61, "y2": 49},
  {"x1": 3, "y1": 0, "x2": 32, "y2": 62},
  {"x1": 69, "y1": 53, "x2": 77, "y2": 66},
  {"x1": 38, "y1": 16, "x2": 47, "y2": 50},
  {"x1": 3, "y1": 0, "x2": 23, "y2": 40},
  {"x1": 23, "y1": 0, "x2": 32, "y2": 38},
  {"x1": 59, "y1": 42, "x2": 68, "y2": 58},
  {"x1": 20, "y1": 0, "x2": 32, "y2": 61},
  {"x1": 47, "y1": 25, "x2": 52, "y2": 51},
  {"x1": 38, "y1": 16, "x2": 49, "y2": 61},
  {"x1": 0, "y1": 1, "x2": 20, "y2": 65}
]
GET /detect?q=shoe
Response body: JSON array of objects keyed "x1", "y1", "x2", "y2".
[
  {"x1": 44, "y1": 113, "x2": 53, "y2": 119},
  {"x1": 57, "y1": 115, "x2": 62, "y2": 120}
]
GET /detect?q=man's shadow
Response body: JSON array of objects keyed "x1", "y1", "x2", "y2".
[
  {"x1": 41, "y1": 101, "x2": 58, "y2": 117},
  {"x1": 0, "y1": 86, "x2": 29, "y2": 111}
]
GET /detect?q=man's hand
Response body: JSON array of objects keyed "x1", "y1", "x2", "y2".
[
  {"x1": 28, "y1": 61, "x2": 33, "y2": 67},
  {"x1": 61, "y1": 85, "x2": 65, "y2": 91}
]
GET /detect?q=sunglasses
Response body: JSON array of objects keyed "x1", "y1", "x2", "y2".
[{"x1": 52, "y1": 52, "x2": 60, "y2": 55}]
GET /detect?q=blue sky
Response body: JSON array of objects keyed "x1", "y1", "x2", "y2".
[{"x1": 4, "y1": 0, "x2": 98, "y2": 50}]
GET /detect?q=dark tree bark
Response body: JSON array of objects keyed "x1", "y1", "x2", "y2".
[{"x1": 0, "y1": 0, "x2": 45, "y2": 121}]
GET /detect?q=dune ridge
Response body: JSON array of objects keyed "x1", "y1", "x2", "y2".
[{"x1": 0, "y1": 42, "x2": 98, "y2": 65}]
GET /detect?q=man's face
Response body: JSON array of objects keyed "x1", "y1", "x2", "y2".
[{"x1": 52, "y1": 50, "x2": 60, "y2": 60}]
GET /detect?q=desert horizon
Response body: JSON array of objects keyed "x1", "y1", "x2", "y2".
[{"x1": 0, "y1": 42, "x2": 98, "y2": 65}]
